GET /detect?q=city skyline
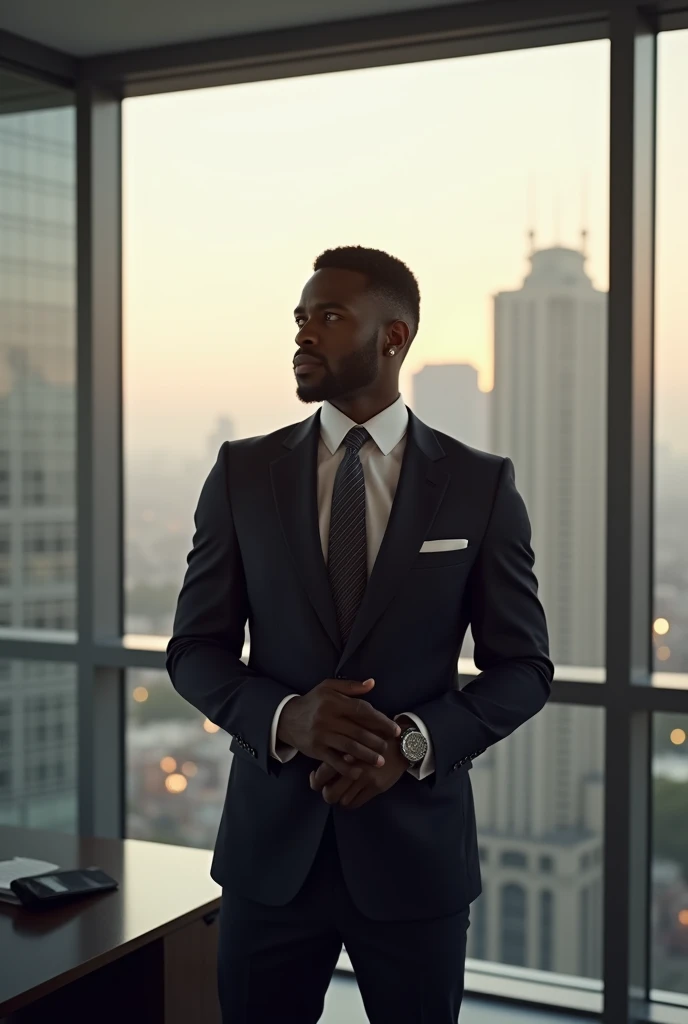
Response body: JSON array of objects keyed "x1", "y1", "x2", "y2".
[{"x1": 122, "y1": 39, "x2": 611, "y2": 456}]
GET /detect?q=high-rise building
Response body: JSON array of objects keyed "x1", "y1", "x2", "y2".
[
  {"x1": 491, "y1": 245, "x2": 606, "y2": 670},
  {"x1": 0, "y1": 99, "x2": 77, "y2": 829},
  {"x1": 467, "y1": 245, "x2": 607, "y2": 979},
  {"x1": 411, "y1": 363, "x2": 490, "y2": 451}
]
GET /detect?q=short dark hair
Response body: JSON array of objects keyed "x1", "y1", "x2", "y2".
[{"x1": 313, "y1": 245, "x2": 420, "y2": 339}]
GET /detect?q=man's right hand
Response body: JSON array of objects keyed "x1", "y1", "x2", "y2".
[{"x1": 277, "y1": 678, "x2": 400, "y2": 781}]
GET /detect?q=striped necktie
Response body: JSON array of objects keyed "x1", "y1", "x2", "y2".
[{"x1": 327, "y1": 426, "x2": 370, "y2": 645}]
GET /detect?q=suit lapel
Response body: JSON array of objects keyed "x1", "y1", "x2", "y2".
[
  {"x1": 270, "y1": 410, "x2": 341, "y2": 652},
  {"x1": 336, "y1": 411, "x2": 449, "y2": 672}
]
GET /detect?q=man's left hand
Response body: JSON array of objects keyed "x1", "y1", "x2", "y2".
[{"x1": 309, "y1": 741, "x2": 409, "y2": 809}]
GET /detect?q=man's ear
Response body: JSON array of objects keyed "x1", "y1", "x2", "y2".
[{"x1": 386, "y1": 319, "x2": 411, "y2": 357}]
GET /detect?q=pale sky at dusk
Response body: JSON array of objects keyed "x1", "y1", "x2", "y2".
[{"x1": 122, "y1": 33, "x2": 686, "y2": 458}]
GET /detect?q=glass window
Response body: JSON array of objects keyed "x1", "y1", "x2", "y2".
[
  {"x1": 470, "y1": 703, "x2": 604, "y2": 979},
  {"x1": 540, "y1": 890, "x2": 555, "y2": 971},
  {"x1": 22, "y1": 522, "x2": 75, "y2": 584},
  {"x1": 501, "y1": 851, "x2": 528, "y2": 869},
  {"x1": 0, "y1": 70, "x2": 76, "y2": 635},
  {"x1": 501, "y1": 884, "x2": 527, "y2": 966},
  {"x1": 123, "y1": 40, "x2": 609, "y2": 673},
  {"x1": 0, "y1": 660, "x2": 77, "y2": 831},
  {"x1": 654, "y1": 29, "x2": 688, "y2": 685},
  {"x1": 652, "y1": 712, "x2": 688, "y2": 997},
  {"x1": 126, "y1": 668, "x2": 231, "y2": 848}
]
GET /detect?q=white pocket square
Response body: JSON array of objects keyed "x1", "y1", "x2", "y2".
[{"x1": 420, "y1": 539, "x2": 469, "y2": 553}]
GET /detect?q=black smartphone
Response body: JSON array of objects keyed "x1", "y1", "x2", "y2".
[{"x1": 11, "y1": 867, "x2": 119, "y2": 908}]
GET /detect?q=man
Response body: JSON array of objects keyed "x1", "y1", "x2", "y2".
[{"x1": 166, "y1": 246, "x2": 552, "y2": 1023}]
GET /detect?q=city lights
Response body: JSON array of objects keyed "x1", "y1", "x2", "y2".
[
  {"x1": 653, "y1": 617, "x2": 670, "y2": 636},
  {"x1": 670, "y1": 729, "x2": 687, "y2": 746},
  {"x1": 181, "y1": 761, "x2": 197, "y2": 777},
  {"x1": 132, "y1": 686, "x2": 148, "y2": 702},
  {"x1": 657, "y1": 646, "x2": 671, "y2": 662},
  {"x1": 165, "y1": 773, "x2": 188, "y2": 794},
  {"x1": 203, "y1": 719, "x2": 220, "y2": 734},
  {"x1": 679, "y1": 910, "x2": 688, "y2": 928},
  {"x1": 160, "y1": 756, "x2": 176, "y2": 773}
]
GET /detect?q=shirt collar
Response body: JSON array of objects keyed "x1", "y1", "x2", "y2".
[{"x1": 320, "y1": 394, "x2": 409, "y2": 457}]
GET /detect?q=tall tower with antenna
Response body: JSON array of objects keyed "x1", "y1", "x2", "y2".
[
  {"x1": 491, "y1": 242, "x2": 607, "y2": 669},
  {"x1": 468, "y1": 242, "x2": 608, "y2": 977}
]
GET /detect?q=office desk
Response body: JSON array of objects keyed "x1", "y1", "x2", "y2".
[{"x1": 0, "y1": 826, "x2": 222, "y2": 1023}]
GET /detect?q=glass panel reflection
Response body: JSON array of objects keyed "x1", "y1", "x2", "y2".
[
  {"x1": 654, "y1": 29, "x2": 688, "y2": 685},
  {"x1": 0, "y1": 68, "x2": 77, "y2": 635},
  {"x1": 0, "y1": 659, "x2": 77, "y2": 832},
  {"x1": 126, "y1": 668, "x2": 230, "y2": 848},
  {"x1": 653, "y1": 712, "x2": 688, "y2": 997}
]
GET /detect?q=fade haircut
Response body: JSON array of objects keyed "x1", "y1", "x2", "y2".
[{"x1": 313, "y1": 246, "x2": 420, "y2": 341}]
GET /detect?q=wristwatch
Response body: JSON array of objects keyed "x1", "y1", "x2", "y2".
[{"x1": 399, "y1": 724, "x2": 428, "y2": 765}]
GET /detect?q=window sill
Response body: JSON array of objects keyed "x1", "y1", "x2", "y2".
[{"x1": 337, "y1": 951, "x2": 602, "y2": 1015}]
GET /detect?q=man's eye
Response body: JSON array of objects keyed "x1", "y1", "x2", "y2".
[
  {"x1": 324, "y1": 312, "x2": 341, "y2": 321},
  {"x1": 295, "y1": 317, "x2": 305, "y2": 327}
]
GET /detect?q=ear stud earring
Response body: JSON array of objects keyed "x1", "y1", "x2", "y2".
[{"x1": 388, "y1": 348, "x2": 397, "y2": 356}]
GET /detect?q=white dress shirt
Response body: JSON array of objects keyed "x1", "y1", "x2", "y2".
[{"x1": 269, "y1": 394, "x2": 435, "y2": 780}]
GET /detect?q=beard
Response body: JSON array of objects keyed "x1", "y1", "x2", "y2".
[{"x1": 296, "y1": 330, "x2": 380, "y2": 404}]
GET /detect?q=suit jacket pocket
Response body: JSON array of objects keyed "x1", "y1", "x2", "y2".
[{"x1": 411, "y1": 548, "x2": 473, "y2": 569}]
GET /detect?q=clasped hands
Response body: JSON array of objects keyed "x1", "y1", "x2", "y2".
[{"x1": 276, "y1": 676, "x2": 411, "y2": 811}]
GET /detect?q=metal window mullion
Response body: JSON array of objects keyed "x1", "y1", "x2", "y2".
[
  {"x1": 603, "y1": 5, "x2": 657, "y2": 1022},
  {"x1": 76, "y1": 80, "x2": 124, "y2": 840}
]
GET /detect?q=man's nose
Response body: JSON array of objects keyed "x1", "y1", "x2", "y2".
[{"x1": 295, "y1": 323, "x2": 319, "y2": 346}]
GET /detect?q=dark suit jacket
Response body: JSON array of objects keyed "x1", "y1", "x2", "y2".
[{"x1": 166, "y1": 407, "x2": 552, "y2": 921}]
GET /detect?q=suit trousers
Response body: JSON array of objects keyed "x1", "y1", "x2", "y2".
[{"x1": 217, "y1": 811, "x2": 470, "y2": 1024}]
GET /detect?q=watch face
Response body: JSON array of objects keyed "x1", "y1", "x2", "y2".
[{"x1": 403, "y1": 729, "x2": 427, "y2": 762}]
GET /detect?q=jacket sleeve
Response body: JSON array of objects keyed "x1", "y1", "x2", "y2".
[
  {"x1": 407, "y1": 456, "x2": 553, "y2": 787},
  {"x1": 166, "y1": 443, "x2": 296, "y2": 776}
]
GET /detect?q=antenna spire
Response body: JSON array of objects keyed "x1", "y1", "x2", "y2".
[
  {"x1": 553, "y1": 189, "x2": 561, "y2": 246},
  {"x1": 581, "y1": 173, "x2": 589, "y2": 257},
  {"x1": 527, "y1": 173, "x2": 536, "y2": 255}
]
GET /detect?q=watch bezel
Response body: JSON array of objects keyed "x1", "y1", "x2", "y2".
[{"x1": 399, "y1": 725, "x2": 428, "y2": 764}]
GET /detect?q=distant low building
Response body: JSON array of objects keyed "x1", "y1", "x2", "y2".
[
  {"x1": 411, "y1": 363, "x2": 490, "y2": 451},
  {"x1": 206, "y1": 415, "x2": 235, "y2": 460}
]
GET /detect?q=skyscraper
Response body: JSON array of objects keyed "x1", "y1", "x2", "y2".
[
  {"x1": 411, "y1": 363, "x2": 489, "y2": 451},
  {"x1": 491, "y1": 244, "x2": 606, "y2": 670},
  {"x1": 466, "y1": 245, "x2": 607, "y2": 979}
]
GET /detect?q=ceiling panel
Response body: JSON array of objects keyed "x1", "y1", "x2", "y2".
[{"x1": 0, "y1": 0, "x2": 475, "y2": 58}]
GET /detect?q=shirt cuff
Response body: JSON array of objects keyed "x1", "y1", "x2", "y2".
[
  {"x1": 395, "y1": 712, "x2": 435, "y2": 780},
  {"x1": 270, "y1": 694, "x2": 300, "y2": 762}
]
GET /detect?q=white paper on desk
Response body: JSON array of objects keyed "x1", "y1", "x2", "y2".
[{"x1": 0, "y1": 857, "x2": 60, "y2": 892}]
